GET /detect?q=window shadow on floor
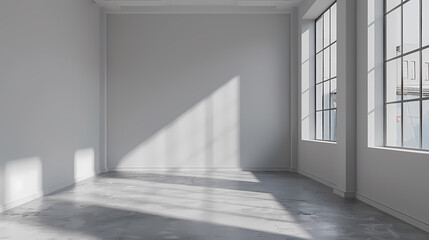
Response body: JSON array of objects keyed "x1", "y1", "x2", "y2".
[
  {"x1": 1, "y1": 171, "x2": 429, "y2": 239},
  {"x1": 0, "y1": 197, "x2": 308, "y2": 240},
  {"x1": 96, "y1": 171, "x2": 429, "y2": 240}
]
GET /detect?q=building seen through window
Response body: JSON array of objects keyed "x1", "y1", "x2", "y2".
[{"x1": 385, "y1": 0, "x2": 429, "y2": 149}]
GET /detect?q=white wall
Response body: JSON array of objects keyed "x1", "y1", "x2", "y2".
[
  {"x1": 297, "y1": 0, "x2": 429, "y2": 232},
  {"x1": 290, "y1": 8, "x2": 300, "y2": 171},
  {"x1": 356, "y1": 0, "x2": 429, "y2": 232},
  {"x1": 0, "y1": 0, "x2": 100, "y2": 211},
  {"x1": 107, "y1": 14, "x2": 291, "y2": 170},
  {"x1": 298, "y1": 0, "x2": 339, "y2": 187},
  {"x1": 297, "y1": 0, "x2": 356, "y2": 198}
]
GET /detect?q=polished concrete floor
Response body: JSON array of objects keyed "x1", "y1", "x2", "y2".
[{"x1": 0, "y1": 171, "x2": 428, "y2": 240}]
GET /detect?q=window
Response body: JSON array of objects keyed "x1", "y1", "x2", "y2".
[
  {"x1": 384, "y1": 0, "x2": 429, "y2": 149},
  {"x1": 315, "y1": 2, "x2": 337, "y2": 141}
]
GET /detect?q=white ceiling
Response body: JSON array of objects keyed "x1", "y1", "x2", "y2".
[{"x1": 94, "y1": 0, "x2": 303, "y2": 14}]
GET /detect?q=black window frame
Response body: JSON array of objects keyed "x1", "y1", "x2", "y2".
[
  {"x1": 384, "y1": 0, "x2": 429, "y2": 150},
  {"x1": 315, "y1": 1, "x2": 337, "y2": 142}
]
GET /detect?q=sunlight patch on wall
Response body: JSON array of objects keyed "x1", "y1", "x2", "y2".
[
  {"x1": 3, "y1": 157, "x2": 42, "y2": 207},
  {"x1": 210, "y1": 77, "x2": 240, "y2": 167},
  {"x1": 301, "y1": 28, "x2": 313, "y2": 140},
  {"x1": 367, "y1": 0, "x2": 384, "y2": 147},
  {"x1": 74, "y1": 148, "x2": 95, "y2": 182},
  {"x1": 119, "y1": 76, "x2": 240, "y2": 169}
]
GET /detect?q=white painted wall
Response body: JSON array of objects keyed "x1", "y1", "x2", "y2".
[
  {"x1": 297, "y1": 0, "x2": 429, "y2": 232},
  {"x1": 297, "y1": 0, "x2": 356, "y2": 197},
  {"x1": 356, "y1": 0, "x2": 429, "y2": 232},
  {"x1": 297, "y1": 0, "x2": 339, "y2": 187},
  {"x1": 0, "y1": 0, "x2": 100, "y2": 211},
  {"x1": 0, "y1": 0, "x2": 427, "y2": 232},
  {"x1": 107, "y1": 14, "x2": 291, "y2": 170}
]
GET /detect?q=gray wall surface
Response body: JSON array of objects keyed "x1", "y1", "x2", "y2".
[
  {"x1": 0, "y1": 0, "x2": 100, "y2": 211},
  {"x1": 297, "y1": 0, "x2": 429, "y2": 232},
  {"x1": 107, "y1": 14, "x2": 291, "y2": 170},
  {"x1": 297, "y1": 0, "x2": 339, "y2": 189},
  {"x1": 355, "y1": 0, "x2": 429, "y2": 231},
  {"x1": 297, "y1": 0, "x2": 356, "y2": 198}
]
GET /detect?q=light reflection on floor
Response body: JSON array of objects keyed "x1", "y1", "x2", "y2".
[{"x1": 1, "y1": 171, "x2": 428, "y2": 240}]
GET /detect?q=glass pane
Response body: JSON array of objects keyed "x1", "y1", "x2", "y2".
[
  {"x1": 316, "y1": 111, "x2": 322, "y2": 140},
  {"x1": 425, "y1": 62, "x2": 429, "y2": 82},
  {"x1": 323, "y1": 110, "x2": 330, "y2": 140},
  {"x1": 410, "y1": 61, "x2": 416, "y2": 80},
  {"x1": 423, "y1": 49, "x2": 429, "y2": 97},
  {"x1": 316, "y1": 83, "x2": 323, "y2": 110},
  {"x1": 386, "y1": 0, "x2": 401, "y2": 13},
  {"x1": 324, "y1": 48, "x2": 330, "y2": 80},
  {"x1": 386, "y1": 103, "x2": 402, "y2": 147},
  {"x1": 330, "y1": 110, "x2": 337, "y2": 141},
  {"x1": 423, "y1": 0, "x2": 429, "y2": 47},
  {"x1": 323, "y1": 10, "x2": 330, "y2": 48},
  {"x1": 386, "y1": 8, "x2": 402, "y2": 60},
  {"x1": 403, "y1": 0, "x2": 420, "y2": 54},
  {"x1": 330, "y1": 3, "x2": 337, "y2": 43},
  {"x1": 386, "y1": 59, "x2": 402, "y2": 102},
  {"x1": 423, "y1": 100, "x2": 429, "y2": 149},
  {"x1": 324, "y1": 81, "x2": 330, "y2": 109},
  {"x1": 330, "y1": 78, "x2": 337, "y2": 108},
  {"x1": 403, "y1": 52, "x2": 420, "y2": 100},
  {"x1": 403, "y1": 101, "x2": 420, "y2": 148},
  {"x1": 316, "y1": 52, "x2": 323, "y2": 83},
  {"x1": 425, "y1": 62, "x2": 429, "y2": 81},
  {"x1": 330, "y1": 43, "x2": 337, "y2": 78},
  {"x1": 403, "y1": 60, "x2": 409, "y2": 79},
  {"x1": 316, "y1": 18, "x2": 323, "y2": 53}
]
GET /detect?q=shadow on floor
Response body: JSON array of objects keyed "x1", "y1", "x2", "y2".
[
  {"x1": 96, "y1": 171, "x2": 429, "y2": 240},
  {"x1": 1, "y1": 171, "x2": 429, "y2": 240},
  {"x1": 0, "y1": 197, "x2": 307, "y2": 240}
]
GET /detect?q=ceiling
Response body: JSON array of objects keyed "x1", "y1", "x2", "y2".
[{"x1": 94, "y1": 0, "x2": 303, "y2": 14}]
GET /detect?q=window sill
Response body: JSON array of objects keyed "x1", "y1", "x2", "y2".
[
  {"x1": 369, "y1": 146, "x2": 429, "y2": 155},
  {"x1": 301, "y1": 139, "x2": 337, "y2": 145}
]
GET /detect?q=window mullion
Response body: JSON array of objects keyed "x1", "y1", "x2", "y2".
[
  {"x1": 401, "y1": 3, "x2": 404, "y2": 147},
  {"x1": 383, "y1": 0, "x2": 387, "y2": 147},
  {"x1": 420, "y1": 0, "x2": 423, "y2": 148},
  {"x1": 321, "y1": 13, "x2": 325, "y2": 140},
  {"x1": 315, "y1": 2, "x2": 336, "y2": 142},
  {"x1": 329, "y1": 7, "x2": 332, "y2": 141}
]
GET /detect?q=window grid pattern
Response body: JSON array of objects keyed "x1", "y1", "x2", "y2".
[
  {"x1": 384, "y1": 0, "x2": 429, "y2": 150},
  {"x1": 315, "y1": 2, "x2": 337, "y2": 141}
]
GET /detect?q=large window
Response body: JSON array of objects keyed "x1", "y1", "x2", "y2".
[
  {"x1": 315, "y1": 2, "x2": 337, "y2": 141},
  {"x1": 384, "y1": 0, "x2": 429, "y2": 149}
]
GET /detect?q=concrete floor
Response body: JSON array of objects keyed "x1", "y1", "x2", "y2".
[{"x1": 0, "y1": 171, "x2": 428, "y2": 240}]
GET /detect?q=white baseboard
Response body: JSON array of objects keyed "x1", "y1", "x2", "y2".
[
  {"x1": 297, "y1": 169, "x2": 336, "y2": 188},
  {"x1": 108, "y1": 167, "x2": 291, "y2": 172},
  {"x1": 0, "y1": 191, "x2": 45, "y2": 213},
  {"x1": 356, "y1": 193, "x2": 429, "y2": 233},
  {"x1": 333, "y1": 188, "x2": 356, "y2": 199},
  {"x1": 297, "y1": 169, "x2": 355, "y2": 199},
  {"x1": 297, "y1": 169, "x2": 429, "y2": 233},
  {"x1": 0, "y1": 172, "x2": 98, "y2": 213}
]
